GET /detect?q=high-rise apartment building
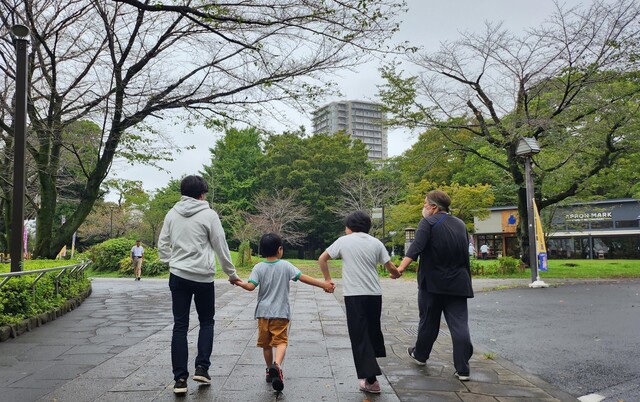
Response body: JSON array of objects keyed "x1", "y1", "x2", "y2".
[{"x1": 312, "y1": 100, "x2": 388, "y2": 160}]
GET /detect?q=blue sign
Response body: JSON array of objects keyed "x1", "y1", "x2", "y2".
[{"x1": 538, "y1": 252, "x2": 548, "y2": 272}]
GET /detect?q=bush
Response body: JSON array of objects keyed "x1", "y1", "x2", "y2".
[
  {"x1": 118, "y1": 247, "x2": 169, "y2": 277},
  {"x1": 235, "y1": 240, "x2": 252, "y2": 268},
  {"x1": 0, "y1": 268, "x2": 90, "y2": 326},
  {"x1": 87, "y1": 237, "x2": 136, "y2": 272},
  {"x1": 497, "y1": 256, "x2": 522, "y2": 275}
]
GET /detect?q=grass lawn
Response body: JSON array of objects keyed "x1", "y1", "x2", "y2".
[
  {"x1": 467, "y1": 258, "x2": 640, "y2": 279},
  {"x1": 5, "y1": 255, "x2": 639, "y2": 281},
  {"x1": 0, "y1": 259, "x2": 84, "y2": 273}
]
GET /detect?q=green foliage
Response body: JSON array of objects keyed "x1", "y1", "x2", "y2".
[
  {"x1": 497, "y1": 256, "x2": 523, "y2": 275},
  {"x1": 117, "y1": 247, "x2": 168, "y2": 277},
  {"x1": 87, "y1": 237, "x2": 136, "y2": 272},
  {"x1": 235, "y1": 240, "x2": 253, "y2": 268},
  {"x1": 203, "y1": 127, "x2": 264, "y2": 212},
  {"x1": 0, "y1": 268, "x2": 91, "y2": 326},
  {"x1": 261, "y1": 131, "x2": 371, "y2": 249}
]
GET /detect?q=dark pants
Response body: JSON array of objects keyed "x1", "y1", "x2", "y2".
[
  {"x1": 414, "y1": 289, "x2": 473, "y2": 374},
  {"x1": 345, "y1": 295, "x2": 385, "y2": 379},
  {"x1": 169, "y1": 273, "x2": 215, "y2": 381}
]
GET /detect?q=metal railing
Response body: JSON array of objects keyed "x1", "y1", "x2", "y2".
[{"x1": 0, "y1": 261, "x2": 90, "y2": 299}]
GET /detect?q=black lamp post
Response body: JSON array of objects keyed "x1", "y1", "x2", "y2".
[
  {"x1": 515, "y1": 137, "x2": 547, "y2": 288},
  {"x1": 9, "y1": 24, "x2": 30, "y2": 273}
]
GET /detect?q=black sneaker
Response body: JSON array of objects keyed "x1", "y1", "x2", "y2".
[
  {"x1": 193, "y1": 366, "x2": 211, "y2": 384},
  {"x1": 265, "y1": 367, "x2": 272, "y2": 383},
  {"x1": 269, "y1": 362, "x2": 284, "y2": 392},
  {"x1": 407, "y1": 347, "x2": 426, "y2": 366},
  {"x1": 455, "y1": 371, "x2": 470, "y2": 381},
  {"x1": 173, "y1": 378, "x2": 187, "y2": 394}
]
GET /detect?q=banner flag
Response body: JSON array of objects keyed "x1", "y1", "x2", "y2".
[{"x1": 533, "y1": 200, "x2": 548, "y2": 272}]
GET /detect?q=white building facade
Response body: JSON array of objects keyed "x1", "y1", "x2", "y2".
[{"x1": 312, "y1": 100, "x2": 388, "y2": 160}]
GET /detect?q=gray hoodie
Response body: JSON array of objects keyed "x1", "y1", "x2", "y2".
[{"x1": 158, "y1": 196, "x2": 239, "y2": 283}]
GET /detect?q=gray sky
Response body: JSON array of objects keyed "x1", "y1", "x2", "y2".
[{"x1": 110, "y1": 0, "x2": 587, "y2": 197}]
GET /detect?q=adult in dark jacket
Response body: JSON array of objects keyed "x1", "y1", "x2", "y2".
[{"x1": 397, "y1": 190, "x2": 474, "y2": 381}]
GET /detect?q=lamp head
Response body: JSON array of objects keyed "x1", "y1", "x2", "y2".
[
  {"x1": 515, "y1": 137, "x2": 541, "y2": 156},
  {"x1": 11, "y1": 24, "x2": 30, "y2": 39}
]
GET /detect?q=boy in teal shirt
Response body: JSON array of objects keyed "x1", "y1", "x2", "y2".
[{"x1": 234, "y1": 233, "x2": 334, "y2": 391}]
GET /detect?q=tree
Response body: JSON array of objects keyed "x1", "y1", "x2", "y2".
[
  {"x1": 202, "y1": 127, "x2": 264, "y2": 213},
  {"x1": 0, "y1": 0, "x2": 405, "y2": 258},
  {"x1": 245, "y1": 189, "x2": 310, "y2": 246},
  {"x1": 261, "y1": 131, "x2": 371, "y2": 254},
  {"x1": 386, "y1": 180, "x2": 493, "y2": 247},
  {"x1": 141, "y1": 181, "x2": 181, "y2": 246},
  {"x1": 379, "y1": 0, "x2": 640, "y2": 265}
]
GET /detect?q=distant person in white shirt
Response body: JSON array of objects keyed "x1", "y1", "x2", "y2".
[
  {"x1": 480, "y1": 243, "x2": 489, "y2": 260},
  {"x1": 468, "y1": 243, "x2": 476, "y2": 259},
  {"x1": 130, "y1": 239, "x2": 144, "y2": 280}
]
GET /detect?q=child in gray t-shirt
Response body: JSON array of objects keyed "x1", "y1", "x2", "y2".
[
  {"x1": 319, "y1": 211, "x2": 400, "y2": 394},
  {"x1": 234, "y1": 233, "x2": 334, "y2": 392}
]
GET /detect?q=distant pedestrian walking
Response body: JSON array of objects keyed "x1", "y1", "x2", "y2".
[
  {"x1": 234, "y1": 233, "x2": 334, "y2": 392},
  {"x1": 397, "y1": 190, "x2": 474, "y2": 381},
  {"x1": 319, "y1": 211, "x2": 400, "y2": 395},
  {"x1": 158, "y1": 175, "x2": 241, "y2": 395},
  {"x1": 131, "y1": 239, "x2": 144, "y2": 280},
  {"x1": 480, "y1": 243, "x2": 489, "y2": 260}
]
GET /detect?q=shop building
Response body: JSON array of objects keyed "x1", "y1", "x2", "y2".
[{"x1": 473, "y1": 199, "x2": 640, "y2": 259}]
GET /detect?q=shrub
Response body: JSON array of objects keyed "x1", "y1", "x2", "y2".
[
  {"x1": 0, "y1": 268, "x2": 90, "y2": 326},
  {"x1": 235, "y1": 240, "x2": 252, "y2": 268},
  {"x1": 497, "y1": 256, "x2": 522, "y2": 275},
  {"x1": 87, "y1": 237, "x2": 136, "y2": 272},
  {"x1": 118, "y1": 247, "x2": 168, "y2": 277}
]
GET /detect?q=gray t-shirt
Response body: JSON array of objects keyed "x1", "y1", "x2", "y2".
[
  {"x1": 248, "y1": 260, "x2": 302, "y2": 319},
  {"x1": 325, "y1": 232, "x2": 390, "y2": 296}
]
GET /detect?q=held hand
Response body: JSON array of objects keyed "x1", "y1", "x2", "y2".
[
  {"x1": 229, "y1": 278, "x2": 243, "y2": 286},
  {"x1": 323, "y1": 280, "x2": 336, "y2": 293}
]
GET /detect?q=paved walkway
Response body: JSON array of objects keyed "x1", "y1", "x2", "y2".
[{"x1": 0, "y1": 277, "x2": 578, "y2": 401}]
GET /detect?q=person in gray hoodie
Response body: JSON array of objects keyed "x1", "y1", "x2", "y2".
[{"x1": 158, "y1": 175, "x2": 241, "y2": 394}]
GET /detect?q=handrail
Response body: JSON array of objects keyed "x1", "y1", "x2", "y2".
[{"x1": 0, "y1": 261, "x2": 90, "y2": 298}]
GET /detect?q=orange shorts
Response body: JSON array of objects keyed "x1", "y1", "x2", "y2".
[{"x1": 257, "y1": 318, "x2": 289, "y2": 348}]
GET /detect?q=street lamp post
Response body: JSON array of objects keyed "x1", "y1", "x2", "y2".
[
  {"x1": 515, "y1": 138, "x2": 548, "y2": 288},
  {"x1": 9, "y1": 24, "x2": 30, "y2": 273}
]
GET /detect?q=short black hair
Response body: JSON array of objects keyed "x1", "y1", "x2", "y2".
[
  {"x1": 180, "y1": 175, "x2": 209, "y2": 199},
  {"x1": 259, "y1": 233, "x2": 283, "y2": 258},
  {"x1": 344, "y1": 211, "x2": 372, "y2": 233}
]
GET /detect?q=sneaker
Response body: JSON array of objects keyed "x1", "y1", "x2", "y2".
[
  {"x1": 359, "y1": 379, "x2": 381, "y2": 394},
  {"x1": 269, "y1": 362, "x2": 284, "y2": 392},
  {"x1": 265, "y1": 368, "x2": 272, "y2": 383},
  {"x1": 173, "y1": 378, "x2": 187, "y2": 394},
  {"x1": 407, "y1": 347, "x2": 426, "y2": 366},
  {"x1": 193, "y1": 366, "x2": 211, "y2": 384},
  {"x1": 455, "y1": 371, "x2": 470, "y2": 381}
]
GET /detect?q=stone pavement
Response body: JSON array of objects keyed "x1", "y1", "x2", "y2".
[{"x1": 0, "y1": 277, "x2": 579, "y2": 401}]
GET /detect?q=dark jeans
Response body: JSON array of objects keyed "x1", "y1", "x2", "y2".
[
  {"x1": 345, "y1": 295, "x2": 385, "y2": 379},
  {"x1": 414, "y1": 289, "x2": 473, "y2": 374},
  {"x1": 169, "y1": 273, "x2": 215, "y2": 381}
]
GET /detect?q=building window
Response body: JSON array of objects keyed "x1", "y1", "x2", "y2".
[{"x1": 615, "y1": 220, "x2": 640, "y2": 228}]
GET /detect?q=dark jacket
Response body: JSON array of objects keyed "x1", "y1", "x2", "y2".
[{"x1": 406, "y1": 212, "x2": 473, "y2": 298}]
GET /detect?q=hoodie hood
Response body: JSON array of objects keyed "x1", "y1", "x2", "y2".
[{"x1": 173, "y1": 195, "x2": 210, "y2": 217}]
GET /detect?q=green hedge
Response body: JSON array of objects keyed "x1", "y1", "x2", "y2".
[
  {"x1": 87, "y1": 237, "x2": 136, "y2": 272},
  {"x1": 0, "y1": 270, "x2": 90, "y2": 326}
]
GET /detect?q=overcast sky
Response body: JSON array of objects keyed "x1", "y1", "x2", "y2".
[{"x1": 109, "y1": 0, "x2": 588, "y2": 197}]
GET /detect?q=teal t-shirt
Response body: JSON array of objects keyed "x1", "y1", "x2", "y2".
[{"x1": 248, "y1": 260, "x2": 302, "y2": 319}]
